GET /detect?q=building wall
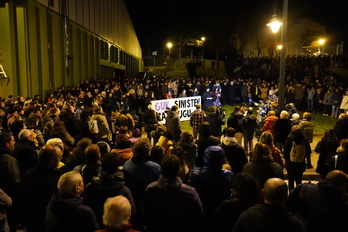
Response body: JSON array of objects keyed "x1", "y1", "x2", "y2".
[{"x1": 0, "y1": 0, "x2": 143, "y2": 99}]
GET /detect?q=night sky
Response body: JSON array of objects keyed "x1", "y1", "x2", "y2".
[{"x1": 125, "y1": 0, "x2": 348, "y2": 56}]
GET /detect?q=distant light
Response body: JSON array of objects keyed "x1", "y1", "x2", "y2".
[
  {"x1": 167, "y1": 42, "x2": 173, "y2": 49},
  {"x1": 277, "y1": 45, "x2": 283, "y2": 50},
  {"x1": 318, "y1": 39, "x2": 325, "y2": 45},
  {"x1": 201, "y1": 37, "x2": 206, "y2": 42}
]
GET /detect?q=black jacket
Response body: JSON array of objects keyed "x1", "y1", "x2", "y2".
[
  {"x1": 46, "y1": 193, "x2": 99, "y2": 232},
  {"x1": 83, "y1": 171, "x2": 135, "y2": 227}
]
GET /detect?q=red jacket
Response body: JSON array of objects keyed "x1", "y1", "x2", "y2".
[{"x1": 262, "y1": 115, "x2": 278, "y2": 137}]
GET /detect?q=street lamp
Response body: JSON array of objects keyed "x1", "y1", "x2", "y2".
[
  {"x1": 201, "y1": 37, "x2": 206, "y2": 59},
  {"x1": 167, "y1": 42, "x2": 172, "y2": 58},
  {"x1": 152, "y1": 51, "x2": 157, "y2": 75},
  {"x1": 267, "y1": 0, "x2": 288, "y2": 113},
  {"x1": 267, "y1": 14, "x2": 282, "y2": 33}
]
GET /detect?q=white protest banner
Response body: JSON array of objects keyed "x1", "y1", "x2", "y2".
[{"x1": 151, "y1": 96, "x2": 201, "y2": 123}]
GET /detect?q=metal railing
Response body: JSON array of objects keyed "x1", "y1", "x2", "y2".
[{"x1": 174, "y1": 56, "x2": 203, "y2": 69}]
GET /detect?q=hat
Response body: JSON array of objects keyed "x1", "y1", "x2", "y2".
[{"x1": 203, "y1": 146, "x2": 225, "y2": 167}]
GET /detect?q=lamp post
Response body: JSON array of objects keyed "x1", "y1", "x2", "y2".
[
  {"x1": 267, "y1": 0, "x2": 288, "y2": 113},
  {"x1": 201, "y1": 37, "x2": 205, "y2": 59},
  {"x1": 152, "y1": 51, "x2": 157, "y2": 75},
  {"x1": 167, "y1": 42, "x2": 172, "y2": 59},
  {"x1": 318, "y1": 39, "x2": 325, "y2": 54}
]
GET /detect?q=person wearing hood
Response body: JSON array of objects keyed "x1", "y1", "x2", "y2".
[
  {"x1": 45, "y1": 170, "x2": 99, "y2": 232},
  {"x1": 155, "y1": 131, "x2": 174, "y2": 157},
  {"x1": 261, "y1": 110, "x2": 278, "y2": 138},
  {"x1": 143, "y1": 154, "x2": 203, "y2": 232},
  {"x1": 165, "y1": 105, "x2": 182, "y2": 142},
  {"x1": 122, "y1": 138, "x2": 160, "y2": 230},
  {"x1": 83, "y1": 152, "x2": 135, "y2": 228},
  {"x1": 227, "y1": 106, "x2": 244, "y2": 146},
  {"x1": 190, "y1": 146, "x2": 234, "y2": 231},
  {"x1": 219, "y1": 127, "x2": 247, "y2": 174},
  {"x1": 283, "y1": 125, "x2": 311, "y2": 190}
]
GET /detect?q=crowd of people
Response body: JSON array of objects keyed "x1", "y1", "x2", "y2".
[{"x1": 0, "y1": 53, "x2": 348, "y2": 232}]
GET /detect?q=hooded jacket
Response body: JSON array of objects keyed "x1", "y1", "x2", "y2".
[
  {"x1": 191, "y1": 146, "x2": 234, "y2": 219},
  {"x1": 83, "y1": 171, "x2": 135, "y2": 227},
  {"x1": 218, "y1": 136, "x2": 247, "y2": 174},
  {"x1": 262, "y1": 115, "x2": 278, "y2": 137},
  {"x1": 46, "y1": 194, "x2": 99, "y2": 232},
  {"x1": 155, "y1": 135, "x2": 174, "y2": 156}
]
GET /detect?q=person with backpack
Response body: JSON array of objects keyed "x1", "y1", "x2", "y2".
[{"x1": 283, "y1": 125, "x2": 311, "y2": 190}]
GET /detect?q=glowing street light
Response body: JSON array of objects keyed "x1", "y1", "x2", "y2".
[
  {"x1": 277, "y1": 45, "x2": 283, "y2": 50},
  {"x1": 267, "y1": 15, "x2": 282, "y2": 33},
  {"x1": 267, "y1": 0, "x2": 288, "y2": 113},
  {"x1": 201, "y1": 37, "x2": 206, "y2": 59},
  {"x1": 167, "y1": 42, "x2": 173, "y2": 58}
]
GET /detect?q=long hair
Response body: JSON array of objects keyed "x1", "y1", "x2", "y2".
[{"x1": 252, "y1": 142, "x2": 273, "y2": 162}]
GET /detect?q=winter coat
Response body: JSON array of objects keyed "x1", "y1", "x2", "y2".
[
  {"x1": 83, "y1": 171, "x2": 135, "y2": 227},
  {"x1": 262, "y1": 115, "x2": 278, "y2": 137},
  {"x1": 92, "y1": 113, "x2": 111, "y2": 140},
  {"x1": 299, "y1": 119, "x2": 314, "y2": 143},
  {"x1": 0, "y1": 147, "x2": 20, "y2": 198},
  {"x1": 243, "y1": 114, "x2": 258, "y2": 140},
  {"x1": 283, "y1": 131, "x2": 311, "y2": 173},
  {"x1": 327, "y1": 150, "x2": 348, "y2": 174},
  {"x1": 143, "y1": 176, "x2": 203, "y2": 232},
  {"x1": 12, "y1": 139, "x2": 38, "y2": 176},
  {"x1": 165, "y1": 111, "x2": 182, "y2": 141},
  {"x1": 233, "y1": 203, "x2": 305, "y2": 232},
  {"x1": 155, "y1": 136, "x2": 174, "y2": 157},
  {"x1": 122, "y1": 157, "x2": 160, "y2": 225},
  {"x1": 190, "y1": 146, "x2": 234, "y2": 220},
  {"x1": 218, "y1": 136, "x2": 247, "y2": 174},
  {"x1": 45, "y1": 194, "x2": 99, "y2": 232},
  {"x1": 195, "y1": 136, "x2": 220, "y2": 167},
  {"x1": 242, "y1": 158, "x2": 284, "y2": 188},
  {"x1": 227, "y1": 111, "x2": 244, "y2": 133},
  {"x1": 205, "y1": 111, "x2": 224, "y2": 137},
  {"x1": 21, "y1": 164, "x2": 60, "y2": 232},
  {"x1": 274, "y1": 119, "x2": 292, "y2": 144}
]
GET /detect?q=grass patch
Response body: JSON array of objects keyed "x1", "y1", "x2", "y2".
[{"x1": 180, "y1": 104, "x2": 337, "y2": 138}]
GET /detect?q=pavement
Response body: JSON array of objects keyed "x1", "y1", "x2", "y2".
[{"x1": 143, "y1": 128, "x2": 322, "y2": 181}]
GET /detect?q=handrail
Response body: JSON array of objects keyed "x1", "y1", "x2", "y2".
[{"x1": 174, "y1": 56, "x2": 203, "y2": 69}]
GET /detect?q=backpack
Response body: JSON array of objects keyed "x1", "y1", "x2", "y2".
[
  {"x1": 290, "y1": 141, "x2": 306, "y2": 162},
  {"x1": 88, "y1": 119, "x2": 99, "y2": 134}
]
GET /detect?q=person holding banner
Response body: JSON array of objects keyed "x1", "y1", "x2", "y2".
[{"x1": 165, "y1": 105, "x2": 182, "y2": 142}]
